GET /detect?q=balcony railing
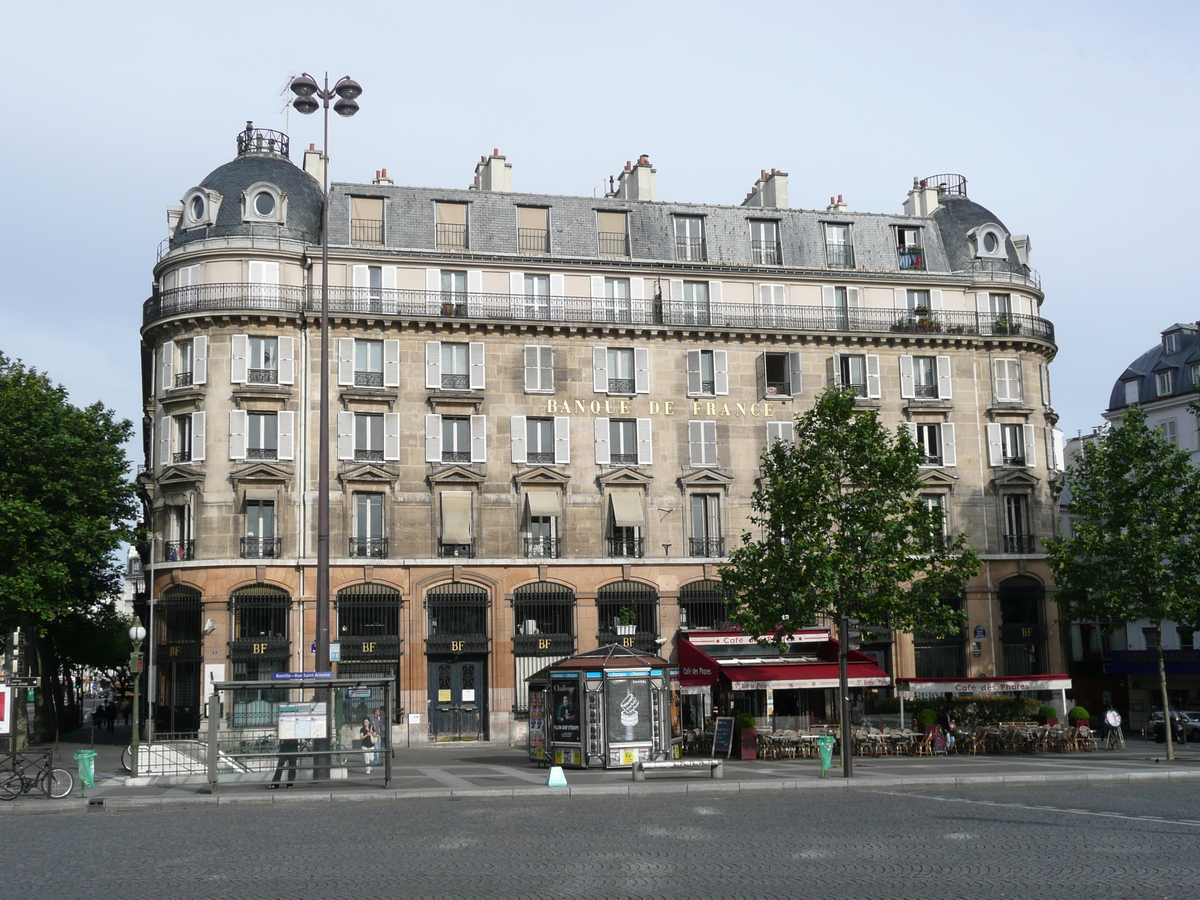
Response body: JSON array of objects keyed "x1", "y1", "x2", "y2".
[
  {"x1": 351, "y1": 218, "x2": 384, "y2": 246},
  {"x1": 349, "y1": 537, "x2": 388, "y2": 558},
  {"x1": 436, "y1": 222, "x2": 467, "y2": 250},
  {"x1": 163, "y1": 540, "x2": 194, "y2": 562},
  {"x1": 438, "y1": 542, "x2": 475, "y2": 559},
  {"x1": 246, "y1": 448, "x2": 278, "y2": 460},
  {"x1": 518, "y1": 228, "x2": 550, "y2": 254},
  {"x1": 1003, "y1": 534, "x2": 1037, "y2": 554},
  {"x1": 441, "y1": 373, "x2": 470, "y2": 390},
  {"x1": 676, "y1": 238, "x2": 705, "y2": 262},
  {"x1": 174, "y1": 371, "x2": 193, "y2": 388},
  {"x1": 607, "y1": 378, "x2": 635, "y2": 394},
  {"x1": 354, "y1": 449, "x2": 384, "y2": 462},
  {"x1": 528, "y1": 451, "x2": 554, "y2": 464},
  {"x1": 914, "y1": 383, "x2": 939, "y2": 399},
  {"x1": 607, "y1": 537, "x2": 645, "y2": 558},
  {"x1": 597, "y1": 232, "x2": 628, "y2": 256},
  {"x1": 172, "y1": 450, "x2": 191, "y2": 464},
  {"x1": 441, "y1": 451, "x2": 470, "y2": 464},
  {"x1": 898, "y1": 245, "x2": 925, "y2": 270},
  {"x1": 145, "y1": 284, "x2": 1057, "y2": 344},
  {"x1": 826, "y1": 242, "x2": 855, "y2": 268},
  {"x1": 241, "y1": 537, "x2": 282, "y2": 559},
  {"x1": 354, "y1": 371, "x2": 384, "y2": 387},
  {"x1": 524, "y1": 537, "x2": 562, "y2": 559},
  {"x1": 752, "y1": 241, "x2": 779, "y2": 265},
  {"x1": 247, "y1": 368, "x2": 278, "y2": 384},
  {"x1": 689, "y1": 538, "x2": 726, "y2": 558}
]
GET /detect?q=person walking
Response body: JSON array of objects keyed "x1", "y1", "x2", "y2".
[
  {"x1": 370, "y1": 707, "x2": 386, "y2": 758},
  {"x1": 105, "y1": 701, "x2": 117, "y2": 733},
  {"x1": 268, "y1": 737, "x2": 300, "y2": 788},
  {"x1": 359, "y1": 717, "x2": 378, "y2": 774}
]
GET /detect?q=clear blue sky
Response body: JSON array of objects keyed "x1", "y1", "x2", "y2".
[{"x1": 3, "y1": 1, "x2": 1196, "y2": 446}]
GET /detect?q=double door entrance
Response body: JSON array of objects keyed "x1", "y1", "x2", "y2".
[{"x1": 428, "y1": 657, "x2": 487, "y2": 741}]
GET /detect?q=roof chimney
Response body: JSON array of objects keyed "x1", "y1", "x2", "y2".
[
  {"x1": 372, "y1": 167, "x2": 393, "y2": 186},
  {"x1": 903, "y1": 176, "x2": 941, "y2": 216},
  {"x1": 741, "y1": 168, "x2": 789, "y2": 208},
  {"x1": 826, "y1": 194, "x2": 847, "y2": 212},
  {"x1": 472, "y1": 149, "x2": 512, "y2": 192},
  {"x1": 616, "y1": 154, "x2": 656, "y2": 201},
  {"x1": 303, "y1": 142, "x2": 325, "y2": 185}
]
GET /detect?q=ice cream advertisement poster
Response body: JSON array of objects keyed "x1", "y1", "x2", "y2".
[{"x1": 605, "y1": 677, "x2": 652, "y2": 743}]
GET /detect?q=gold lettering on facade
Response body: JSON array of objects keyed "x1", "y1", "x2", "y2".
[
  {"x1": 589, "y1": 400, "x2": 601, "y2": 414},
  {"x1": 691, "y1": 401, "x2": 702, "y2": 416},
  {"x1": 546, "y1": 398, "x2": 769, "y2": 419},
  {"x1": 538, "y1": 638, "x2": 551, "y2": 650},
  {"x1": 736, "y1": 403, "x2": 746, "y2": 416},
  {"x1": 604, "y1": 399, "x2": 615, "y2": 414},
  {"x1": 664, "y1": 401, "x2": 674, "y2": 415},
  {"x1": 721, "y1": 403, "x2": 731, "y2": 417},
  {"x1": 649, "y1": 400, "x2": 660, "y2": 414},
  {"x1": 253, "y1": 643, "x2": 267, "y2": 654},
  {"x1": 750, "y1": 403, "x2": 760, "y2": 416},
  {"x1": 362, "y1": 642, "x2": 376, "y2": 653},
  {"x1": 451, "y1": 640, "x2": 464, "y2": 652},
  {"x1": 619, "y1": 399, "x2": 630, "y2": 414}
]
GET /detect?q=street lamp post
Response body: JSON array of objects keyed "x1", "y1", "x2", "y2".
[
  {"x1": 128, "y1": 616, "x2": 147, "y2": 779},
  {"x1": 289, "y1": 72, "x2": 361, "y2": 778}
]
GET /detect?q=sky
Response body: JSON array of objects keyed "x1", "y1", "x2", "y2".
[{"x1": 2, "y1": 1, "x2": 1198, "y2": 452}]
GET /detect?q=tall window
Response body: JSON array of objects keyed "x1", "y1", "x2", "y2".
[
  {"x1": 750, "y1": 220, "x2": 780, "y2": 264},
  {"x1": 248, "y1": 336, "x2": 278, "y2": 384},
  {"x1": 522, "y1": 273, "x2": 550, "y2": 319},
  {"x1": 517, "y1": 206, "x2": 550, "y2": 254},
  {"x1": 994, "y1": 359, "x2": 1023, "y2": 401},
  {"x1": 607, "y1": 348, "x2": 635, "y2": 394},
  {"x1": 915, "y1": 423, "x2": 942, "y2": 466},
  {"x1": 678, "y1": 580, "x2": 732, "y2": 630},
  {"x1": 435, "y1": 202, "x2": 468, "y2": 250},
  {"x1": 1156, "y1": 371, "x2": 1173, "y2": 397},
  {"x1": 440, "y1": 270, "x2": 467, "y2": 316},
  {"x1": 441, "y1": 342, "x2": 469, "y2": 390},
  {"x1": 675, "y1": 216, "x2": 706, "y2": 261},
  {"x1": 1003, "y1": 494, "x2": 1031, "y2": 553},
  {"x1": 603, "y1": 277, "x2": 632, "y2": 324},
  {"x1": 442, "y1": 416, "x2": 472, "y2": 463},
  {"x1": 350, "y1": 197, "x2": 384, "y2": 246},
  {"x1": 897, "y1": 226, "x2": 924, "y2": 270},
  {"x1": 687, "y1": 349, "x2": 725, "y2": 396},
  {"x1": 914, "y1": 595, "x2": 963, "y2": 677},
  {"x1": 526, "y1": 417, "x2": 556, "y2": 464},
  {"x1": 905, "y1": 289, "x2": 931, "y2": 311},
  {"x1": 173, "y1": 415, "x2": 192, "y2": 463},
  {"x1": 610, "y1": 419, "x2": 638, "y2": 465},
  {"x1": 247, "y1": 412, "x2": 278, "y2": 460},
  {"x1": 597, "y1": 211, "x2": 628, "y2": 257},
  {"x1": 243, "y1": 500, "x2": 278, "y2": 558},
  {"x1": 165, "y1": 504, "x2": 193, "y2": 561},
  {"x1": 681, "y1": 281, "x2": 709, "y2": 325},
  {"x1": 229, "y1": 586, "x2": 290, "y2": 725},
  {"x1": 840, "y1": 354, "x2": 867, "y2": 396},
  {"x1": 912, "y1": 356, "x2": 938, "y2": 398},
  {"x1": 1000, "y1": 424, "x2": 1026, "y2": 466},
  {"x1": 989, "y1": 293, "x2": 1012, "y2": 316},
  {"x1": 999, "y1": 576, "x2": 1045, "y2": 676},
  {"x1": 352, "y1": 493, "x2": 386, "y2": 558},
  {"x1": 688, "y1": 420, "x2": 718, "y2": 467},
  {"x1": 524, "y1": 345, "x2": 553, "y2": 393},
  {"x1": 825, "y1": 223, "x2": 854, "y2": 268},
  {"x1": 355, "y1": 413, "x2": 384, "y2": 461},
  {"x1": 689, "y1": 494, "x2": 723, "y2": 557},
  {"x1": 596, "y1": 581, "x2": 657, "y2": 650},
  {"x1": 355, "y1": 339, "x2": 383, "y2": 387}
]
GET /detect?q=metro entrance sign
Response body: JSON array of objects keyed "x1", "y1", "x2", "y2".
[{"x1": 271, "y1": 672, "x2": 334, "y2": 682}]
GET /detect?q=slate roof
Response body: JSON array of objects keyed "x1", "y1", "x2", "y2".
[{"x1": 1108, "y1": 323, "x2": 1200, "y2": 411}]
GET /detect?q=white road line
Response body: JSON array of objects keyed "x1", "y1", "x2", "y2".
[{"x1": 873, "y1": 790, "x2": 1200, "y2": 828}]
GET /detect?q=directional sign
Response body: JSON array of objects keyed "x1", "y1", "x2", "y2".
[
  {"x1": 2, "y1": 677, "x2": 39, "y2": 687},
  {"x1": 270, "y1": 672, "x2": 334, "y2": 681}
]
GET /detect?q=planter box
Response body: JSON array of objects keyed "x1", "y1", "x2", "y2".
[
  {"x1": 615, "y1": 624, "x2": 636, "y2": 635},
  {"x1": 735, "y1": 726, "x2": 757, "y2": 760}
]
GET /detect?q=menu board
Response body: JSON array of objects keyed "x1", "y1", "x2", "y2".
[{"x1": 711, "y1": 716, "x2": 735, "y2": 757}]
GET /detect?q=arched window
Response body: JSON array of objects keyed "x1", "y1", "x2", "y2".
[
  {"x1": 596, "y1": 581, "x2": 658, "y2": 652},
  {"x1": 999, "y1": 576, "x2": 1046, "y2": 676},
  {"x1": 512, "y1": 582, "x2": 576, "y2": 713},
  {"x1": 678, "y1": 580, "x2": 731, "y2": 631},
  {"x1": 426, "y1": 583, "x2": 488, "y2": 654},
  {"x1": 156, "y1": 586, "x2": 202, "y2": 734},
  {"x1": 228, "y1": 585, "x2": 291, "y2": 726}
]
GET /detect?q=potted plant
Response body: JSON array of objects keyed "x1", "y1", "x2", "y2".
[
  {"x1": 917, "y1": 707, "x2": 938, "y2": 735},
  {"x1": 1038, "y1": 705, "x2": 1059, "y2": 726},
  {"x1": 616, "y1": 606, "x2": 637, "y2": 636},
  {"x1": 734, "y1": 712, "x2": 757, "y2": 760},
  {"x1": 1067, "y1": 705, "x2": 1090, "y2": 729}
]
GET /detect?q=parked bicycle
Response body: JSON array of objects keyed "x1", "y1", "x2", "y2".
[{"x1": 0, "y1": 748, "x2": 74, "y2": 800}]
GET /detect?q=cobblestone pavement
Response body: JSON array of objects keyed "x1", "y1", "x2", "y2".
[{"x1": 2, "y1": 781, "x2": 1198, "y2": 899}]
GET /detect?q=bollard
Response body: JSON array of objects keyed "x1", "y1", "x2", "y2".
[
  {"x1": 815, "y1": 736, "x2": 836, "y2": 778},
  {"x1": 74, "y1": 749, "x2": 97, "y2": 798}
]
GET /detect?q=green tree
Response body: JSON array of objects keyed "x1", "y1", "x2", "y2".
[
  {"x1": 0, "y1": 352, "x2": 138, "y2": 738},
  {"x1": 720, "y1": 387, "x2": 979, "y2": 773},
  {"x1": 1045, "y1": 404, "x2": 1200, "y2": 760}
]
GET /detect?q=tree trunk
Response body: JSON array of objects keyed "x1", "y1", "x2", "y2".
[{"x1": 1158, "y1": 626, "x2": 1173, "y2": 760}]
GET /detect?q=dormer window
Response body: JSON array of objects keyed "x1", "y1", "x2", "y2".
[
  {"x1": 1157, "y1": 371, "x2": 1173, "y2": 396},
  {"x1": 242, "y1": 182, "x2": 286, "y2": 225},
  {"x1": 182, "y1": 188, "x2": 221, "y2": 228},
  {"x1": 969, "y1": 224, "x2": 1008, "y2": 260},
  {"x1": 1164, "y1": 332, "x2": 1182, "y2": 354}
]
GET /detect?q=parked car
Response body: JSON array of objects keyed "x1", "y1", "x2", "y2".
[{"x1": 1151, "y1": 710, "x2": 1200, "y2": 742}]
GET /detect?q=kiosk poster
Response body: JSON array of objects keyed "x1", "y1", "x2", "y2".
[
  {"x1": 528, "y1": 689, "x2": 546, "y2": 759},
  {"x1": 605, "y1": 677, "x2": 651, "y2": 743},
  {"x1": 550, "y1": 681, "x2": 580, "y2": 743},
  {"x1": 0, "y1": 686, "x2": 9, "y2": 736}
]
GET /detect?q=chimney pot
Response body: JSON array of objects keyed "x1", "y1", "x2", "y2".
[
  {"x1": 381, "y1": 168, "x2": 387, "y2": 178},
  {"x1": 830, "y1": 196, "x2": 836, "y2": 206},
  {"x1": 838, "y1": 194, "x2": 843, "y2": 203},
  {"x1": 309, "y1": 143, "x2": 316, "y2": 150},
  {"x1": 493, "y1": 148, "x2": 499, "y2": 156},
  {"x1": 625, "y1": 160, "x2": 632, "y2": 171}
]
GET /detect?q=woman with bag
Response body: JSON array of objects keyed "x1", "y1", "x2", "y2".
[{"x1": 359, "y1": 717, "x2": 378, "y2": 774}]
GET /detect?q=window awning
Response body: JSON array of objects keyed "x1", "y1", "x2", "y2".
[
  {"x1": 440, "y1": 491, "x2": 473, "y2": 544},
  {"x1": 678, "y1": 633, "x2": 891, "y2": 690},
  {"x1": 244, "y1": 488, "x2": 277, "y2": 503},
  {"x1": 896, "y1": 675, "x2": 1073, "y2": 695},
  {"x1": 609, "y1": 489, "x2": 644, "y2": 528},
  {"x1": 525, "y1": 490, "x2": 561, "y2": 518}
]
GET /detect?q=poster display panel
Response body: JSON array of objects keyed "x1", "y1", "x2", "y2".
[
  {"x1": 605, "y1": 676, "x2": 652, "y2": 743},
  {"x1": 550, "y1": 679, "x2": 581, "y2": 744}
]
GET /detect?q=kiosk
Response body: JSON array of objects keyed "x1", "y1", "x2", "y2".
[{"x1": 527, "y1": 645, "x2": 678, "y2": 768}]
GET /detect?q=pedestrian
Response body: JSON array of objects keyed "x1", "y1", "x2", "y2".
[
  {"x1": 92, "y1": 705, "x2": 104, "y2": 731},
  {"x1": 370, "y1": 707, "x2": 386, "y2": 756},
  {"x1": 939, "y1": 707, "x2": 957, "y2": 752},
  {"x1": 121, "y1": 699, "x2": 131, "y2": 726},
  {"x1": 359, "y1": 717, "x2": 378, "y2": 774},
  {"x1": 105, "y1": 701, "x2": 117, "y2": 732},
  {"x1": 269, "y1": 737, "x2": 300, "y2": 788}
]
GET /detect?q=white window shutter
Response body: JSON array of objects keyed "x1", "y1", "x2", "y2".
[
  {"x1": 847, "y1": 287, "x2": 861, "y2": 308},
  {"x1": 1040, "y1": 363, "x2": 1051, "y2": 406},
  {"x1": 549, "y1": 274, "x2": 566, "y2": 319},
  {"x1": 382, "y1": 266, "x2": 397, "y2": 309},
  {"x1": 190, "y1": 412, "x2": 206, "y2": 462},
  {"x1": 425, "y1": 414, "x2": 442, "y2": 463},
  {"x1": 425, "y1": 342, "x2": 441, "y2": 389},
  {"x1": 1023, "y1": 424, "x2": 1037, "y2": 467},
  {"x1": 986, "y1": 423, "x2": 1003, "y2": 466},
  {"x1": 636, "y1": 418, "x2": 653, "y2": 465},
  {"x1": 942, "y1": 423, "x2": 957, "y2": 467},
  {"x1": 821, "y1": 285, "x2": 835, "y2": 308},
  {"x1": 277, "y1": 411, "x2": 294, "y2": 461},
  {"x1": 469, "y1": 342, "x2": 486, "y2": 390},
  {"x1": 228, "y1": 410, "x2": 247, "y2": 460},
  {"x1": 161, "y1": 341, "x2": 175, "y2": 392},
  {"x1": 899, "y1": 356, "x2": 915, "y2": 399},
  {"x1": 788, "y1": 350, "x2": 803, "y2": 396},
  {"x1": 893, "y1": 288, "x2": 907, "y2": 310},
  {"x1": 669, "y1": 279, "x2": 684, "y2": 305},
  {"x1": 592, "y1": 347, "x2": 608, "y2": 393},
  {"x1": 829, "y1": 354, "x2": 841, "y2": 387},
  {"x1": 509, "y1": 271, "x2": 524, "y2": 297},
  {"x1": 538, "y1": 346, "x2": 553, "y2": 392},
  {"x1": 383, "y1": 413, "x2": 400, "y2": 461},
  {"x1": 930, "y1": 289, "x2": 943, "y2": 311},
  {"x1": 524, "y1": 346, "x2": 539, "y2": 393},
  {"x1": 714, "y1": 350, "x2": 729, "y2": 396},
  {"x1": 352, "y1": 265, "x2": 369, "y2": 304},
  {"x1": 230, "y1": 334, "x2": 248, "y2": 384},
  {"x1": 709, "y1": 281, "x2": 725, "y2": 324},
  {"x1": 383, "y1": 340, "x2": 401, "y2": 388},
  {"x1": 902, "y1": 421, "x2": 917, "y2": 444},
  {"x1": 192, "y1": 336, "x2": 207, "y2": 385},
  {"x1": 976, "y1": 291, "x2": 992, "y2": 331},
  {"x1": 630, "y1": 277, "x2": 646, "y2": 323},
  {"x1": 594, "y1": 417, "x2": 610, "y2": 465},
  {"x1": 470, "y1": 415, "x2": 487, "y2": 462},
  {"x1": 554, "y1": 416, "x2": 570, "y2": 464},
  {"x1": 337, "y1": 411, "x2": 354, "y2": 461},
  {"x1": 425, "y1": 268, "x2": 441, "y2": 315},
  {"x1": 510, "y1": 415, "x2": 528, "y2": 464},
  {"x1": 767, "y1": 420, "x2": 786, "y2": 445},
  {"x1": 634, "y1": 347, "x2": 650, "y2": 394},
  {"x1": 686, "y1": 350, "x2": 703, "y2": 395},
  {"x1": 590, "y1": 275, "x2": 605, "y2": 318},
  {"x1": 866, "y1": 354, "x2": 881, "y2": 399},
  {"x1": 688, "y1": 420, "x2": 704, "y2": 466},
  {"x1": 937, "y1": 355, "x2": 953, "y2": 400},
  {"x1": 1053, "y1": 428, "x2": 1065, "y2": 472},
  {"x1": 158, "y1": 415, "x2": 171, "y2": 466},
  {"x1": 466, "y1": 271, "x2": 483, "y2": 316},
  {"x1": 337, "y1": 338, "x2": 355, "y2": 386},
  {"x1": 704, "y1": 420, "x2": 717, "y2": 465},
  {"x1": 277, "y1": 336, "x2": 294, "y2": 385}
]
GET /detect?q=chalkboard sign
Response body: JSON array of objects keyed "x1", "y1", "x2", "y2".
[{"x1": 711, "y1": 717, "x2": 735, "y2": 758}]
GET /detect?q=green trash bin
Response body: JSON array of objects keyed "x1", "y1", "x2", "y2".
[
  {"x1": 74, "y1": 749, "x2": 97, "y2": 796},
  {"x1": 815, "y1": 736, "x2": 837, "y2": 778}
]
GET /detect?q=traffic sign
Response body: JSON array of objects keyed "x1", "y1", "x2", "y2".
[{"x1": 2, "y1": 677, "x2": 39, "y2": 687}]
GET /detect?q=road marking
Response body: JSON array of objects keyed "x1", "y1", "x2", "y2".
[{"x1": 874, "y1": 791, "x2": 1200, "y2": 828}]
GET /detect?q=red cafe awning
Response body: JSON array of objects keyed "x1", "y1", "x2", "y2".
[
  {"x1": 896, "y1": 675, "x2": 1072, "y2": 695},
  {"x1": 677, "y1": 633, "x2": 891, "y2": 691}
]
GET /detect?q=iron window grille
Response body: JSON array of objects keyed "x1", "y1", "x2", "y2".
[
  {"x1": 351, "y1": 218, "x2": 384, "y2": 245},
  {"x1": 438, "y1": 542, "x2": 475, "y2": 558},
  {"x1": 752, "y1": 240, "x2": 779, "y2": 265},
  {"x1": 426, "y1": 583, "x2": 488, "y2": 653},
  {"x1": 436, "y1": 222, "x2": 468, "y2": 250},
  {"x1": 826, "y1": 242, "x2": 855, "y2": 269},
  {"x1": 336, "y1": 584, "x2": 402, "y2": 659},
  {"x1": 596, "y1": 581, "x2": 658, "y2": 651},
  {"x1": 1003, "y1": 534, "x2": 1037, "y2": 553},
  {"x1": 230, "y1": 586, "x2": 290, "y2": 641},
  {"x1": 174, "y1": 371, "x2": 194, "y2": 388},
  {"x1": 512, "y1": 582, "x2": 575, "y2": 656},
  {"x1": 247, "y1": 368, "x2": 278, "y2": 384},
  {"x1": 157, "y1": 586, "x2": 203, "y2": 648},
  {"x1": 688, "y1": 538, "x2": 726, "y2": 558},
  {"x1": 355, "y1": 371, "x2": 384, "y2": 387},
  {"x1": 172, "y1": 449, "x2": 192, "y2": 464},
  {"x1": 598, "y1": 232, "x2": 629, "y2": 256},
  {"x1": 518, "y1": 227, "x2": 550, "y2": 254},
  {"x1": 523, "y1": 536, "x2": 562, "y2": 559},
  {"x1": 607, "y1": 535, "x2": 644, "y2": 558},
  {"x1": 247, "y1": 447, "x2": 277, "y2": 460},
  {"x1": 678, "y1": 580, "x2": 733, "y2": 630}
]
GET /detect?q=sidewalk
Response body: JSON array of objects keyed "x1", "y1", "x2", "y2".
[{"x1": 6, "y1": 731, "x2": 1200, "y2": 815}]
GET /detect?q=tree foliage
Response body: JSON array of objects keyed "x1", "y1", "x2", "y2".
[{"x1": 720, "y1": 387, "x2": 979, "y2": 644}]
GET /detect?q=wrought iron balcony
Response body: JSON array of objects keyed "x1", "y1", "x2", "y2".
[
  {"x1": 676, "y1": 238, "x2": 705, "y2": 262},
  {"x1": 247, "y1": 368, "x2": 278, "y2": 384},
  {"x1": 163, "y1": 540, "x2": 194, "y2": 562},
  {"x1": 241, "y1": 537, "x2": 282, "y2": 559},
  {"x1": 919, "y1": 453, "x2": 944, "y2": 467},
  {"x1": 145, "y1": 284, "x2": 1057, "y2": 345},
  {"x1": 524, "y1": 537, "x2": 562, "y2": 559},
  {"x1": 354, "y1": 449, "x2": 384, "y2": 462},
  {"x1": 349, "y1": 537, "x2": 388, "y2": 558},
  {"x1": 174, "y1": 371, "x2": 193, "y2": 388},
  {"x1": 172, "y1": 450, "x2": 191, "y2": 464},
  {"x1": 441, "y1": 451, "x2": 470, "y2": 464},
  {"x1": 610, "y1": 453, "x2": 638, "y2": 466},
  {"x1": 914, "y1": 383, "x2": 939, "y2": 399},
  {"x1": 607, "y1": 537, "x2": 644, "y2": 558},
  {"x1": 246, "y1": 448, "x2": 278, "y2": 460},
  {"x1": 438, "y1": 542, "x2": 475, "y2": 559},
  {"x1": 518, "y1": 227, "x2": 550, "y2": 254},
  {"x1": 1002, "y1": 456, "x2": 1027, "y2": 467},
  {"x1": 765, "y1": 381, "x2": 791, "y2": 397},
  {"x1": 351, "y1": 218, "x2": 384, "y2": 246},
  {"x1": 607, "y1": 378, "x2": 635, "y2": 394},
  {"x1": 354, "y1": 371, "x2": 384, "y2": 387},
  {"x1": 236, "y1": 126, "x2": 288, "y2": 158},
  {"x1": 826, "y1": 242, "x2": 855, "y2": 268},
  {"x1": 689, "y1": 538, "x2": 726, "y2": 558},
  {"x1": 1003, "y1": 534, "x2": 1037, "y2": 554},
  {"x1": 752, "y1": 241, "x2": 780, "y2": 265},
  {"x1": 436, "y1": 222, "x2": 467, "y2": 250},
  {"x1": 597, "y1": 232, "x2": 628, "y2": 256},
  {"x1": 527, "y1": 451, "x2": 555, "y2": 465},
  {"x1": 441, "y1": 373, "x2": 470, "y2": 390}
]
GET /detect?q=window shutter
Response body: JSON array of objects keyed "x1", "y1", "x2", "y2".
[
  {"x1": 669, "y1": 279, "x2": 684, "y2": 306},
  {"x1": 277, "y1": 336, "x2": 295, "y2": 385},
  {"x1": 788, "y1": 350, "x2": 803, "y2": 396},
  {"x1": 509, "y1": 271, "x2": 524, "y2": 297},
  {"x1": 425, "y1": 341, "x2": 441, "y2": 389},
  {"x1": 337, "y1": 411, "x2": 354, "y2": 461},
  {"x1": 829, "y1": 354, "x2": 841, "y2": 386},
  {"x1": 941, "y1": 423, "x2": 956, "y2": 467},
  {"x1": 276, "y1": 411, "x2": 294, "y2": 461},
  {"x1": 524, "y1": 346, "x2": 539, "y2": 393},
  {"x1": 590, "y1": 275, "x2": 605, "y2": 319},
  {"x1": 637, "y1": 418, "x2": 653, "y2": 465},
  {"x1": 688, "y1": 420, "x2": 704, "y2": 466},
  {"x1": 847, "y1": 287, "x2": 861, "y2": 308},
  {"x1": 230, "y1": 334, "x2": 248, "y2": 384},
  {"x1": 554, "y1": 416, "x2": 570, "y2": 464},
  {"x1": 714, "y1": 350, "x2": 729, "y2": 396},
  {"x1": 893, "y1": 288, "x2": 907, "y2": 310},
  {"x1": 425, "y1": 414, "x2": 442, "y2": 463},
  {"x1": 383, "y1": 340, "x2": 401, "y2": 388},
  {"x1": 821, "y1": 285, "x2": 835, "y2": 308},
  {"x1": 338, "y1": 338, "x2": 355, "y2": 386},
  {"x1": 1053, "y1": 428, "x2": 1065, "y2": 472},
  {"x1": 189, "y1": 412, "x2": 206, "y2": 463},
  {"x1": 383, "y1": 413, "x2": 400, "y2": 461},
  {"x1": 767, "y1": 420, "x2": 794, "y2": 445},
  {"x1": 192, "y1": 336, "x2": 208, "y2": 385},
  {"x1": 937, "y1": 355, "x2": 953, "y2": 400},
  {"x1": 352, "y1": 264, "x2": 369, "y2": 305},
  {"x1": 930, "y1": 289, "x2": 943, "y2": 311},
  {"x1": 549, "y1": 274, "x2": 566, "y2": 319},
  {"x1": 158, "y1": 415, "x2": 171, "y2": 466},
  {"x1": 594, "y1": 417, "x2": 610, "y2": 465},
  {"x1": 709, "y1": 281, "x2": 725, "y2": 325},
  {"x1": 382, "y1": 266, "x2": 397, "y2": 310},
  {"x1": 161, "y1": 341, "x2": 175, "y2": 392},
  {"x1": 902, "y1": 421, "x2": 917, "y2": 444},
  {"x1": 866, "y1": 354, "x2": 881, "y2": 398},
  {"x1": 425, "y1": 268, "x2": 441, "y2": 315},
  {"x1": 993, "y1": 359, "x2": 1010, "y2": 402},
  {"x1": 976, "y1": 291, "x2": 992, "y2": 331},
  {"x1": 592, "y1": 346, "x2": 608, "y2": 393},
  {"x1": 466, "y1": 270, "x2": 483, "y2": 316},
  {"x1": 686, "y1": 350, "x2": 703, "y2": 395},
  {"x1": 228, "y1": 410, "x2": 247, "y2": 460},
  {"x1": 986, "y1": 423, "x2": 1002, "y2": 466},
  {"x1": 1040, "y1": 363, "x2": 1051, "y2": 406},
  {"x1": 630, "y1": 277, "x2": 647, "y2": 323},
  {"x1": 1023, "y1": 424, "x2": 1037, "y2": 467},
  {"x1": 538, "y1": 346, "x2": 553, "y2": 392},
  {"x1": 756, "y1": 353, "x2": 767, "y2": 399},
  {"x1": 703, "y1": 420, "x2": 718, "y2": 465},
  {"x1": 469, "y1": 343, "x2": 486, "y2": 390},
  {"x1": 510, "y1": 415, "x2": 527, "y2": 464},
  {"x1": 470, "y1": 415, "x2": 487, "y2": 462},
  {"x1": 899, "y1": 356, "x2": 915, "y2": 399},
  {"x1": 634, "y1": 347, "x2": 650, "y2": 394}
]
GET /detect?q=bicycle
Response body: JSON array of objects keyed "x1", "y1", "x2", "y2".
[{"x1": 0, "y1": 749, "x2": 75, "y2": 800}]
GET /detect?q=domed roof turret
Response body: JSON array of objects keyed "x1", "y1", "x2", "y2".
[{"x1": 1107, "y1": 323, "x2": 1200, "y2": 412}]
